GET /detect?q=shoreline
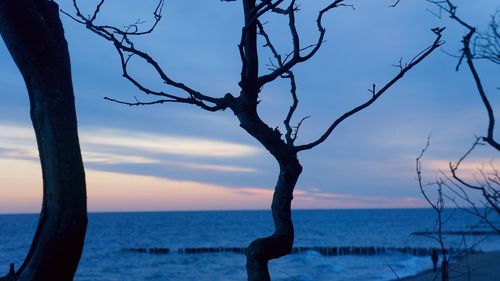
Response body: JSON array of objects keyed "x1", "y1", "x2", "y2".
[{"x1": 395, "y1": 251, "x2": 500, "y2": 281}]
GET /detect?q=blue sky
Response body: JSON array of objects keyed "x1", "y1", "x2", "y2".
[{"x1": 0, "y1": 0, "x2": 498, "y2": 212}]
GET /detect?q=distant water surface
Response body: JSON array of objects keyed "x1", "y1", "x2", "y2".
[{"x1": 0, "y1": 209, "x2": 498, "y2": 280}]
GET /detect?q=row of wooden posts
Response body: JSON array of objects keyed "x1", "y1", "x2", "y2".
[{"x1": 122, "y1": 246, "x2": 475, "y2": 256}]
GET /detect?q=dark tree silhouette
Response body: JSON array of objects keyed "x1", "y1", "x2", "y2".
[
  {"x1": 416, "y1": 138, "x2": 450, "y2": 281},
  {"x1": 0, "y1": 0, "x2": 87, "y2": 280},
  {"x1": 71, "y1": 0, "x2": 442, "y2": 279},
  {"x1": 427, "y1": 0, "x2": 499, "y2": 231}
]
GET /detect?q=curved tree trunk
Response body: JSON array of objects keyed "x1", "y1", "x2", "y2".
[
  {"x1": 246, "y1": 158, "x2": 302, "y2": 281},
  {"x1": 235, "y1": 1, "x2": 304, "y2": 279},
  {"x1": 232, "y1": 94, "x2": 303, "y2": 280},
  {"x1": 0, "y1": 1, "x2": 87, "y2": 280}
]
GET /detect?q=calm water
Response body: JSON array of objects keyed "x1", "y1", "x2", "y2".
[{"x1": 0, "y1": 209, "x2": 498, "y2": 280}]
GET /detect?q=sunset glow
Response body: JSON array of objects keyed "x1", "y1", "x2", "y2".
[{"x1": 0, "y1": 0, "x2": 497, "y2": 213}]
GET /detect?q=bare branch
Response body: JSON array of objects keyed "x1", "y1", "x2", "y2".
[
  {"x1": 424, "y1": 0, "x2": 500, "y2": 233},
  {"x1": 295, "y1": 28, "x2": 444, "y2": 152},
  {"x1": 291, "y1": 115, "x2": 310, "y2": 142},
  {"x1": 257, "y1": 20, "x2": 302, "y2": 145},
  {"x1": 449, "y1": 137, "x2": 484, "y2": 190},
  {"x1": 416, "y1": 135, "x2": 436, "y2": 209},
  {"x1": 439, "y1": 136, "x2": 500, "y2": 231},
  {"x1": 257, "y1": 20, "x2": 283, "y2": 67},
  {"x1": 70, "y1": 0, "x2": 231, "y2": 112},
  {"x1": 443, "y1": 174, "x2": 500, "y2": 232},
  {"x1": 253, "y1": 0, "x2": 288, "y2": 19},
  {"x1": 258, "y1": 0, "x2": 350, "y2": 87},
  {"x1": 104, "y1": 96, "x2": 177, "y2": 106},
  {"x1": 415, "y1": 136, "x2": 451, "y2": 279},
  {"x1": 474, "y1": 10, "x2": 500, "y2": 64},
  {"x1": 389, "y1": 0, "x2": 401, "y2": 8},
  {"x1": 427, "y1": 0, "x2": 474, "y2": 30},
  {"x1": 463, "y1": 31, "x2": 500, "y2": 150},
  {"x1": 89, "y1": 0, "x2": 105, "y2": 23},
  {"x1": 429, "y1": 0, "x2": 500, "y2": 150}
]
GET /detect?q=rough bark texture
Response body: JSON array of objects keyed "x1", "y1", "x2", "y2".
[{"x1": 0, "y1": 0, "x2": 87, "y2": 280}]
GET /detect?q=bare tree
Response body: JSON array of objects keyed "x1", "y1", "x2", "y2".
[
  {"x1": 416, "y1": 137, "x2": 496, "y2": 281},
  {"x1": 427, "y1": 0, "x2": 499, "y2": 231},
  {"x1": 416, "y1": 138, "x2": 450, "y2": 281},
  {"x1": 70, "y1": 1, "x2": 442, "y2": 280},
  {"x1": 0, "y1": 0, "x2": 87, "y2": 280}
]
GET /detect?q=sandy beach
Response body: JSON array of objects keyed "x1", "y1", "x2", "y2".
[{"x1": 395, "y1": 251, "x2": 500, "y2": 281}]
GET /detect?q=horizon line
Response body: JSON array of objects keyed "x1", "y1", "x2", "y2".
[{"x1": 0, "y1": 206, "x2": 455, "y2": 215}]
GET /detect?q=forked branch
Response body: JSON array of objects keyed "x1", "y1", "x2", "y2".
[
  {"x1": 70, "y1": 0, "x2": 230, "y2": 112},
  {"x1": 428, "y1": 0, "x2": 500, "y2": 150},
  {"x1": 257, "y1": 20, "x2": 302, "y2": 145},
  {"x1": 449, "y1": 137, "x2": 484, "y2": 190},
  {"x1": 258, "y1": 0, "x2": 350, "y2": 87},
  {"x1": 426, "y1": 1, "x2": 500, "y2": 224},
  {"x1": 295, "y1": 28, "x2": 445, "y2": 152},
  {"x1": 448, "y1": 137, "x2": 500, "y2": 218},
  {"x1": 474, "y1": 10, "x2": 500, "y2": 64}
]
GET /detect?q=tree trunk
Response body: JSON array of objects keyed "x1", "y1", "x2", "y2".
[
  {"x1": 0, "y1": 1, "x2": 87, "y2": 280},
  {"x1": 232, "y1": 92, "x2": 303, "y2": 281},
  {"x1": 246, "y1": 155, "x2": 302, "y2": 281},
  {"x1": 231, "y1": 91, "x2": 303, "y2": 280},
  {"x1": 233, "y1": 7, "x2": 304, "y2": 272}
]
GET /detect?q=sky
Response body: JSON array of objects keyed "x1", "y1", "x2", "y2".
[{"x1": 0, "y1": 0, "x2": 498, "y2": 213}]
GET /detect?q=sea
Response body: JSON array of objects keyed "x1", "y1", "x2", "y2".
[{"x1": 0, "y1": 209, "x2": 499, "y2": 281}]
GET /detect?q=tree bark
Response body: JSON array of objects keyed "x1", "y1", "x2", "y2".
[{"x1": 0, "y1": 1, "x2": 87, "y2": 280}]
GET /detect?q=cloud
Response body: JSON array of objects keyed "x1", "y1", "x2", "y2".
[
  {"x1": 0, "y1": 124, "x2": 260, "y2": 158},
  {"x1": 0, "y1": 124, "x2": 37, "y2": 152},
  {"x1": 234, "y1": 188, "x2": 274, "y2": 197},
  {"x1": 0, "y1": 158, "x2": 268, "y2": 213},
  {"x1": 425, "y1": 158, "x2": 498, "y2": 172},
  {"x1": 232, "y1": 186, "x2": 428, "y2": 209},
  {"x1": 81, "y1": 128, "x2": 260, "y2": 158},
  {"x1": 0, "y1": 157, "x2": 427, "y2": 213},
  {"x1": 0, "y1": 148, "x2": 38, "y2": 160},
  {"x1": 176, "y1": 162, "x2": 257, "y2": 173},
  {"x1": 292, "y1": 190, "x2": 428, "y2": 209},
  {"x1": 420, "y1": 157, "x2": 499, "y2": 182},
  {"x1": 0, "y1": 123, "x2": 259, "y2": 177},
  {"x1": 83, "y1": 151, "x2": 159, "y2": 165}
]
